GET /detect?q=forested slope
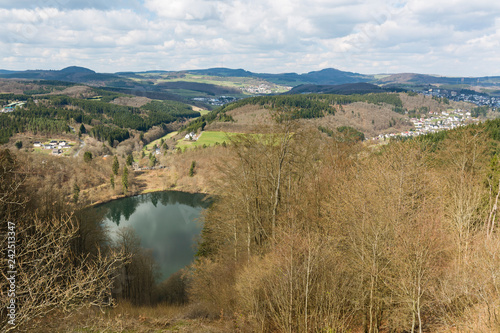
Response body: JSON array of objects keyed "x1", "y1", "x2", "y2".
[{"x1": 190, "y1": 117, "x2": 500, "y2": 332}]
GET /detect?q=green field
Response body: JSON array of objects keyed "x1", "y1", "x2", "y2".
[
  {"x1": 197, "y1": 109, "x2": 211, "y2": 116},
  {"x1": 176, "y1": 131, "x2": 240, "y2": 149}
]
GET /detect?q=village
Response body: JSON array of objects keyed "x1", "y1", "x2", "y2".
[
  {"x1": 33, "y1": 140, "x2": 74, "y2": 155},
  {"x1": 375, "y1": 108, "x2": 480, "y2": 140},
  {"x1": 191, "y1": 96, "x2": 237, "y2": 106},
  {"x1": 422, "y1": 88, "x2": 500, "y2": 109}
]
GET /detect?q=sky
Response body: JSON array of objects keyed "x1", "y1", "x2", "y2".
[{"x1": 0, "y1": 0, "x2": 499, "y2": 76}]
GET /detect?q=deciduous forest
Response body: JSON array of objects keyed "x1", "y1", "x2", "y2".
[
  {"x1": 2, "y1": 109, "x2": 500, "y2": 332},
  {"x1": 190, "y1": 112, "x2": 500, "y2": 332}
]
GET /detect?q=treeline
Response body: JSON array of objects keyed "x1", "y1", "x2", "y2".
[
  {"x1": 142, "y1": 100, "x2": 200, "y2": 118},
  {"x1": 89, "y1": 125, "x2": 130, "y2": 146},
  {"x1": 189, "y1": 118, "x2": 500, "y2": 332},
  {"x1": 0, "y1": 104, "x2": 71, "y2": 143},
  {"x1": 0, "y1": 93, "x2": 32, "y2": 104},
  {"x1": 213, "y1": 94, "x2": 336, "y2": 118},
  {"x1": 233, "y1": 92, "x2": 403, "y2": 110}
]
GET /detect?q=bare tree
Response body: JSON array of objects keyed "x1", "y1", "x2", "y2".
[
  {"x1": 0, "y1": 214, "x2": 127, "y2": 332},
  {"x1": 0, "y1": 149, "x2": 128, "y2": 332}
]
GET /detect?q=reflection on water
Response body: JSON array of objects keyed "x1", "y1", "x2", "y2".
[{"x1": 93, "y1": 191, "x2": 211, "y2": 281}]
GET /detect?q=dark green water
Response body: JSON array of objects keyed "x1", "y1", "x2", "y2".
[{"x1": 94, "y1": 191, "x2": 210, "y2": 281}]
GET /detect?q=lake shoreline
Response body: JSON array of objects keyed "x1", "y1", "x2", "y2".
[
  {"x1": 92, "y1": 190, "x2": 210, "y2": 281},
  {"x1": 84, "y1": 185, "x2": 213, "y2": 210}
]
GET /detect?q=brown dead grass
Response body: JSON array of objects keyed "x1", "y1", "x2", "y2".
[
  {"x1": 111, "y1": 96, "x2": 152, "y2": 108},
  {"x1": 0, "y1": 78, "x2": 43, "y2": 94},
  {"x1": 44, "y1": 85, "x2": 95, "y2": 98},
  {"x1": 161, "y1": 145, "x2": 232, "y2": 194},
  {"x1": 26, "y1": 302, "x2": 236, "y2": 333},
  {"x1": 399, "y1": 92, "x2": 474, "y2": 112},
  {"x1": 210, "y1": 102, "x2": 413, "y2": 138},
  {"x1": 306, "y1": 102, "x2": 413, "y2": 138},
  {"x1": 207, "y1": 104, "x2": 271, "y2": 133}
]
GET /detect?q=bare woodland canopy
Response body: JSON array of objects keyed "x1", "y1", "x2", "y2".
[{"x1": 2, "y1": 112, "x2": 500, "y2": 332}]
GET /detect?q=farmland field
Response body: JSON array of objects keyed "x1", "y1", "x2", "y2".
[{"x1": 176, "y1": 131, "x2": 239, "y2": 149}]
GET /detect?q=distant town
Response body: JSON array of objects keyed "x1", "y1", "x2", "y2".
[
  {"x1": 421, "y1": 88, "x2": 500, "y2": 109},
  {"x1": 370, "y1": 87, "x2": 500, "y2": 140},
  {"x1": 375, "y1": 108, "x2": 479, "y2": 140},
  {"x1": 192, "y1": 96, "x2": 237, "y2": 106}
]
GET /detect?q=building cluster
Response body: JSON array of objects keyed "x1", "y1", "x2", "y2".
[
  {"x1": 33, "y1": 140, "x2": 72, "y2": 155},
  {"x1": 244, "y1": 84, "x2": 274, "y2": 94},
  {"x1": 422, "y1": 89, "x2": 500, "y2": 108},
  {"x1": 1, "y1": 101, "x2": 26, "y2": 113},
  {"x1": 184, "y1": 132, "x2": 199, "y2": 141},
  {"x1": 192, "y1": 96, "x2": 237, "y2": 106},
  {"x1": 375, "y1": 109, "x2": 479, "y2": 140},
  {"x1": 243, "y1": 83, "x2": 292, "y2": 95}
]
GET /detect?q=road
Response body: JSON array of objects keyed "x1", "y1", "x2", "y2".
[
  {"x1": 73, "y1": 138, "x2": 85, "y2": 157},
  {"x1": 69, "y1": 126, "x2": 86, "y2": 157}
]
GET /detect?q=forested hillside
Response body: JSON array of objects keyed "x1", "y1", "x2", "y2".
[
  {"x1": 0, "y1": 92, "x2": 199, "y2": 144},
  {"x1": 182, "y1": 92, "x2": 404, "y2": 133},
  {"x1": 3, "y1": 104, "x2": 500, "y2": 331},
  {"x1": 189, "y1": 115, "x2": 500, "y2": 332}
]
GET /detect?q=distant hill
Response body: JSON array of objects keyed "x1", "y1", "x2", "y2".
[
  {"x1": 0, "y1": 66, "x2": 119, "y2": 84},
  {"x1": 299, "y1": 68, "x2": 373, "y2": 85},
  {"x1": 187, "y1": 67, "x2": 374, "y2": 85},
  {"x1": 3, "y1": 66, "x2": 500, "y2": 89},
  {"x1": 2, "y1": 66, "x2": 500, "y2": 109},
  {"x1": 59, "y1": 66, "x2": 95, "y2": 74},
  {"x1": 378, "y1": 73, "x2": 500, "y2": 86},
  {"x1": 188, "y1": 68, "x2": 254, "y2": 77},
  {"x1": 0, "y1": 70, "x2": 18, "y2": 75},
  {"x1": 286, "y1": 83, "x2": 387, "y2": 95}
]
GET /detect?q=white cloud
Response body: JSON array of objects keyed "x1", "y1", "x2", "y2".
[{"x1": 0, "y1": 0, "x2": 499, "y2": 76}]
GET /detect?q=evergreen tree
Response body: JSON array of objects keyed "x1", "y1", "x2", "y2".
[
  {"x1": 189, "y1": 161, "x2": 196, "y2": 177},
  {"x1": 79, "y1": 123, "x2": 86, "y2": 134},
  {"x1": 122, "y1": 166, "x2": 129, "y2": 194},
  {"x1": 83, "y1": 151, "x2": 92, "y2": 163},
  {"x1": 149, "y1": 154, "x2": 157, "y2": 167},
  {"x1": 110, "y1": 173, "x2": 115, "y2": 189},
  {"x1": 126, "y1": 153, "x2": 134, "y2": 166},
  {"x1": 72, "y1": 182, "x2": 80, "y2": 203},
  {"x1": 112, "y1": 156, "x2": 119, "y2": 175}
]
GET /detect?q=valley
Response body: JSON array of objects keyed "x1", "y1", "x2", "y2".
[{"x1": 3, "y1": 67, "x2": 500, "y2": 332}]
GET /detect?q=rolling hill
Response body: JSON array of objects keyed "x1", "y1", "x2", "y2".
[
  {"x1": 2, "y1": 66, "x2": 500, "y2": 112},
  {"x1": 378, "y1": 73, "x2": 500, "y2": 87},
  {"x1": 0, "y1": 66, "x2": 120, "y2": 83},
  {"x1": 285, "y1": 82, "x2": 389, "y2": 95}
]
